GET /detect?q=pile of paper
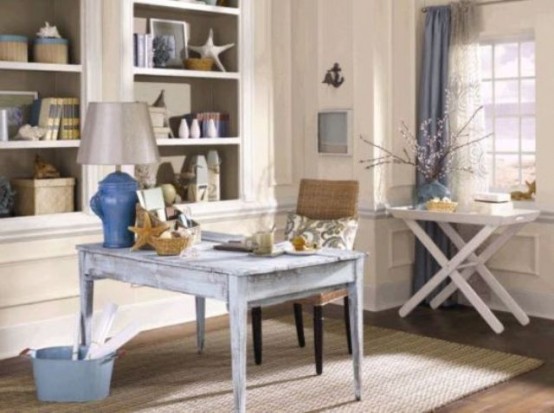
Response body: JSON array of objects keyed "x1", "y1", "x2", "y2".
[{"x1": 72, "y1": 303, "x2": 141, "y2": 361}]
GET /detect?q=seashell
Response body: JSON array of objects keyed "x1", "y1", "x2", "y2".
[
  {"x1": 16, "y1": 124, "x2": 47, "y2": 141},
  {"x1": 37, "y1": 22, "x2": 62, "y2": 39}
]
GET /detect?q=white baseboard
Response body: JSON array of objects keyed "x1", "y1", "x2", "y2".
[
  {"x1": 0, "y1": 296, "x2": 227, "y2": 360},
  {"x1": 488, "y1": 288, "x2": 554, "y2": 320},
  {"x1": 364, "y1": 281, "x2": 412, "y2": 312}
]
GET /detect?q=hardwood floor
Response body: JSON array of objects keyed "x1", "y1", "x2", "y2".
[{"x1": 1, "y1": 304, "x2": 553, "y2": 412}]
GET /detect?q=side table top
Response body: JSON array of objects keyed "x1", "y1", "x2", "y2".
[{"x1": 387, "y1": 206, "x2": 540, "y2": 226}]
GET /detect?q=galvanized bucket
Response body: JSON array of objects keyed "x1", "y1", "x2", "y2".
[{"x1": 22, "y1": 346, "x2": 116, "y2": 402}]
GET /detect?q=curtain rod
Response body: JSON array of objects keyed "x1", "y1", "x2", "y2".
[{"x1": 422, "y1": 0, "x2": 528, "y2": 13}]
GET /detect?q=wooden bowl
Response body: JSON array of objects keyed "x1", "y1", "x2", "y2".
[
  {"x1": 425, "y1": 200, "x2": 458, "y2": 213},
  {"x1": 184, "y1": 58, "x2": 215, "y2": 71}
]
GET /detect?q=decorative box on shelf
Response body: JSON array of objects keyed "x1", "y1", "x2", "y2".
[
  {"x1": 11, "y1": 177, "x2": 75, "y2": 216},
  {"x1": 0, "y1": 35, "x2": 28, "y2": 62}
]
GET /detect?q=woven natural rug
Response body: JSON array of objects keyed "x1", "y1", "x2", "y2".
[{"x1": 0, "y1": 317, "x2": 543, "y2": 413}]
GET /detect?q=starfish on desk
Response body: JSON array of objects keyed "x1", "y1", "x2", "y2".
[{"x1": 128, "y1": 211, "x2": 170, "y2": 251}]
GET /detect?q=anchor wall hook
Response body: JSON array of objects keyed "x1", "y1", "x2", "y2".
[{"x1": 322, "y1": 63, "x2": 345, "y2": 88}]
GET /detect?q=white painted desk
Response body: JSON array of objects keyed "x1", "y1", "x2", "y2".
[
  {"x1": 388, "y1": 207, "x2": 539, "y2": 334},
  {"x1": 77, "y1": 242, "x2": 365, "y2": 413}
]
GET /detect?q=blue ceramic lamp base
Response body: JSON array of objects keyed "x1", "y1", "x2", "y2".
[{"x1": 90, "y1": 171, "x2": 139, "y2": 248}]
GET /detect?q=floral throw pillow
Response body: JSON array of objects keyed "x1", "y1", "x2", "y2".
[{"x1": 284, "y1": 212, "x2": 358, "y2": 250}]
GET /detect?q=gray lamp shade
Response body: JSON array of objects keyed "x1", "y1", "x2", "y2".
[{"x1": 77, "y1": 102, "x2": 160, "y2": 165}]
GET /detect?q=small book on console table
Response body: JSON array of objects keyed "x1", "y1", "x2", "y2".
[{"x1": 213, "y1": 240, "x2": 254, "y2": 253}]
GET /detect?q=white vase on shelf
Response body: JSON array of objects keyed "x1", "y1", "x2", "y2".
[
  {"x1": 178, "y1": 119, "x2": 189, "y2": 139},
  {"x1": 190, "y1": 119, "x2": 201, "y2": 139},
  {"x1": 206, "y1": 119, "x2": 218, "y2": 138}
]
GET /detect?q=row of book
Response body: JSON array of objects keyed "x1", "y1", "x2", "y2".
[
  {"x1": 133, "y1": 33, "x2": 154, "y2": 68},
  {"x1": 30, "y1": 98, "x2": 80, "y2": 140}
]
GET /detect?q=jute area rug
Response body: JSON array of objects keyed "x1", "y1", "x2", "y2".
[{"x1": 0, "y1": 317, "x2": 543, "y2": 413}]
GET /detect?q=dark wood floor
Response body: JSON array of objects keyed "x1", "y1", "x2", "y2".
[
  {"x1": 325, "y1": 304, "x2": 554, "y2": 413},
  {"x1": 2, "y1": 305, "x2": 554, "y2": 412}
]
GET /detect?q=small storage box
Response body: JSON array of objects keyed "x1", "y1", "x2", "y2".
[
  {"x1": 33, "y1": 38, "x2": 69, "y2": 64},
  {"x1": 29, "y1": 346, "x2": 115, "y2": 402},
  {"x1": 11, "y1": 177, "x2": 75, "y2": 216},
  {"x1": 0, "y1": 35, "x2": 28, "y2": 62}
]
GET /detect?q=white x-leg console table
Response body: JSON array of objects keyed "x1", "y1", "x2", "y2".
[{"x1": 388, "y1": 207, "x2": 539, "y2": 334}]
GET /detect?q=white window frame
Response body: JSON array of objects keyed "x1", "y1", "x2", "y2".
[{"x1": 480, "y1": 34, "x2": 536, "y2": 192}]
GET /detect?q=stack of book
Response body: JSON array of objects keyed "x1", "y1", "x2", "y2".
[
  {"x1": 184, "y1": 112, "x2": 230, "y2": 138},
  {"x1": 473, "y1": 192, "x2": 513, "y2": 214},
  {"x1": 148, "y1": 107, "x2": 172, "y2": 139},
  {"x1": 133, "y1": 34, "x2": 154, "y2": 68},
  {"x1": 30, "y1": 97, "x2": 80, "y2": 140}
]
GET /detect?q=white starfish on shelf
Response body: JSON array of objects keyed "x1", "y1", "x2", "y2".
[{"x1": 188, "y1": 29, "x2": 235, "y2": 72}]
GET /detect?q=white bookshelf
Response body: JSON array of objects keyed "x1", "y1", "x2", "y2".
[
  {"x1": 157, "y1": 137, "x2": 240, "y2": 146},
  {"x1": 134, "y1": 0, "x2": 240, "y2": 16},
  {"x1": 134, "y1": 67, "x2": 239, "y2": 80},
  {"x1": 0, "y1": 140, "x2": 81, "y2": 150},
  {"x1": 0, "y1": 61, "x2": 83, "y2": 73},
  {"x1": 129, "y1": 0, "x2": 244, "y2": 204}
]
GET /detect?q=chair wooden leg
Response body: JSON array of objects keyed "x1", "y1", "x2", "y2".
[
  {"x1": 251, "y1": 307, "x2": 262, "y2": 365},
  {"x1": 313, "y1": 305, "x2": 323, "y2": 375},
  {"x1": 344, "y1": 296, "x2": 352, "y2": 355},
  {"x1": 293, "y1": 303, "x2": 306, "y2": 348}
]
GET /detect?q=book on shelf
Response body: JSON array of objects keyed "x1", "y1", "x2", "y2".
[
  {"x1": 154, "y1": 126, "x2": 172, "y2": 139},
  {"x1": 35, "y1": 97, "x2": 80, "y2": 140},
  {"x1": 134, "y1": 33, "x2": 154, "y2": 68}
]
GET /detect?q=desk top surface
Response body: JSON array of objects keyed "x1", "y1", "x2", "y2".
[
  {"x1": 387, "y1": 206, "x2": 540, "y2": 226},
  {"x1": 77, "y1": 242, "x2": 366, "y2": 277}
]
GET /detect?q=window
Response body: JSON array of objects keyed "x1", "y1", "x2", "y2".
[{"x1": 480, "y1": 37, "x2": 536, "y2": 191}]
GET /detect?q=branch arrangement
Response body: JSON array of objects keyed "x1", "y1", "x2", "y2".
[{"x1": 360, "y1": 91, "x2": 491, "y2": 183}]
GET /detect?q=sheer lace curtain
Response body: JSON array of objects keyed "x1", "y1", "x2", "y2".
[{"x1": 449, "y1": 0, "x2": 487, "y2": 210}]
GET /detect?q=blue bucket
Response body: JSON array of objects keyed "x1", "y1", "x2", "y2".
[{"x1": 28, "y1": 346, "x2": 116, "y2": 402}]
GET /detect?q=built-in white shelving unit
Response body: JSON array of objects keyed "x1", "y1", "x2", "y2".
[{"x1": 129, "y1": 0, "x2": 244, "y2": 204}]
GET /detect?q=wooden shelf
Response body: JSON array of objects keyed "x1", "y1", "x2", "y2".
[
  {"x1": 0, "y1": 61, "x2": 82, "y2": 73},
  {"x1": 134, "y1": 67, "x2": 239, "y2": 80},
  {"x1": 0, "y1": 140, "x2": 80, "y2": 150},
  {"x1": 157, "y1": 137, "x2": 240, "y2": 146},
  {"x1": 134, "y1": 0, "x2": 239, "y2": 16}
]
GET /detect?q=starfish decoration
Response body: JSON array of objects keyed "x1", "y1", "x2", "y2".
[
  {"x1": 188, "y1": 29, "x2": 235, "y2": 72},
  {"x1": 128, "y1": 211, "x2": 170, "y2": 251}
]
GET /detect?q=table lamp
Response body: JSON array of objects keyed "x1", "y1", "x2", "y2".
[{"x1": 77, "y1": 102, "x2": 160, "y2": 248}]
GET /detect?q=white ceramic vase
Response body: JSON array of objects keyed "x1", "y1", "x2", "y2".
[
  {"x1": 178, "y1": 119, "x2": 189, "y2": 139},
  {"x1": 190, "y1": 119, "x2": 201, "y2": 139},
  {"x1": 206, "y1": 119, "x2": 218, "y2": 138}
]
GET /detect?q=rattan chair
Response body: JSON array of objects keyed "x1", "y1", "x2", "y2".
[{"x1": 251, "y1": 179, "x2": 359, "y2": 375}]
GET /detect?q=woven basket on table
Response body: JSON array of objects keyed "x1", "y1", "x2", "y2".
[
  {"x1": 184, "y1": 58, "x2": 214, "y2": 71},
  {"x1": 425, "y1": 200, "x2": 458, "y2": 213},
  {"x1": 151, "y1": 236, "x2": 192, "y2": 256}
]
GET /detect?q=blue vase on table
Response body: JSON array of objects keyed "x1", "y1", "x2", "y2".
[{"x1": 415, "y1": 180, "x2": 451, "y2": 209}]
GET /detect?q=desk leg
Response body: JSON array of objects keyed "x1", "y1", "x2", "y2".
[
  {"x1": 349, "y1": 257, "x2": 364, "y2": 401},
  {"x1": 78, "y1": 251, "x2": 94, "y2": 346},
  {"x1": 229, "y1": 277, "x2": 247, "y2": 413},
  {"x1": 195, "y1": 296, "x2": 206, "y2": 353}
]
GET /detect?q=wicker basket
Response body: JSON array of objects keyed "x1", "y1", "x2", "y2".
[
  {"x1": 11, "y1": 178, "x2": 75, "y2": 216},
  {"x1": 184, "y1": 58, "x2": 214, "y2": 71},
  {"x1": 151, "y1": 236, "x2": 192, "y2": 256},
  {"x1": 425, "y1": 200, "x2": 458, "y2": 213},
  {"x1": 34, "y1": 38, "x2": 69, "y2": 64},
  {"x1": 0, "y1": 35, "x2": 28, "y2": 62}
]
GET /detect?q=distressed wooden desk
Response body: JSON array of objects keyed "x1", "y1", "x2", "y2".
[
  {"x1": 388, "y1": 207, "x2": 539, "y2": 334},
  {"x1": 77, "y1": 242, "x2": 365, "y2": 413}
]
